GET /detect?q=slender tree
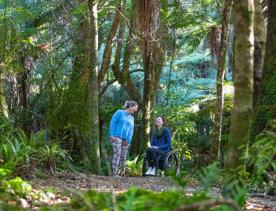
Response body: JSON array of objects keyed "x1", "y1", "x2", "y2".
[
  {"x1": 0, "y1": 0, "x2": 9, "y2": 117},
  {"x1": 225, "y1": 0, "x2": 254, "y2": 172},
  {"x1": 136, "y1": 0, "x2": 164, "y2": 152},
  {"x1": 0, "y1": 68, "x2": 8, "y2": 117},
  {"x1": 211, "y1": 0, "x2": 233, "y2": 162},
  {"x1": 87, "y1": 0, "x2": 101, "y2": 174},
  {"x1": 254, "y1": 0, "x2": 276, "y2": 135},
  {"x1": 253, "y1": 0, "x2": 266, "y2": 110}
]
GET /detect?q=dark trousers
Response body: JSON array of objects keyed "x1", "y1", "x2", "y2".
[{"x1": 146, "y1": 147, "x2": 168, "y2": 168}]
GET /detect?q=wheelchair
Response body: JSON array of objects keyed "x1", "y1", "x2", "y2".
[{"x1": 142, "y1": 149, "x2": 180, "y2": 176}]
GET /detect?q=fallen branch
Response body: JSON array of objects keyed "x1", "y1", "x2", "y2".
[{"x1": 176, "y1": 199, "x2": 242, "y2": 211}]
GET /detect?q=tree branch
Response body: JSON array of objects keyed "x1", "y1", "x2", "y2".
[
  {"x1": 100, "y1": 69, "x2": 144, "y2": 97},
  {"x1": 98, "y1": 0, "x2": 122, "y2": 84},
  {"x1": 111, "y1": 18, "x2": 142, "y2": 105}
]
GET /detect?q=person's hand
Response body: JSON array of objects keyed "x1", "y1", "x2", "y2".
[{"x1": 122, "y1": 140, "x2": 128, "y2": 146}]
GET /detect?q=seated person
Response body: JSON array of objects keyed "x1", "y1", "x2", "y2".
[{"x1": 145, "y1": 116, "x2": 172, "y2": 176}]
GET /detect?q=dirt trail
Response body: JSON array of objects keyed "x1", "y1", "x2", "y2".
[
  {"x1": 30, "y1": 172, "x2": 276, "y2": 210},
  {"x1": 31, "y1": 172, "x2": 180, "y2": 193}
]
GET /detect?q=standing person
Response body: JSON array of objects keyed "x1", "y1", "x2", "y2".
[
  {"x1": 145, "y1": 116, "x2": 172, "y2": 176},
  {"x1": 109, "y1": 100, "x2": 138, "y2": 178}
]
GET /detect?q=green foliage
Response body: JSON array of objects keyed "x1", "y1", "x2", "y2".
[
  {"x1": 175, "y1": 142, "x2": 192, "y2": 161},
  {"x1": 177, "y1": 50, "x2": 211, "y2": 65},
  {"x1": 71, "y1": 190, "x2": 113, "y2": 210},
  {"x1": 0, "y1": 168, "x2": 11, "y2": 180},
  {"x1": 0, "y1": 130, "x2": 41, "y2": 174},
  {"x1": 0, "y1": 0, "x2": 38, "y2": 75},
  {"x1": 198, "y1": 162, "x2": 222, "y2": 190},
  {"x1": 70, "y1": 2, "x2": 87, "y2": 18},
  {"x1": 70, "y1": 187, "x2": 211, "y2": 211},
  {"x1": 249, "y1": 130, "x2": 276, "y2": 184},
  {"x1": 161, "y1": 72, "x2": 217, "y2": 106},
  {"x1": 0, "y1": 123, "x2": 71, "y2": 177},
  {"x1": 1, "y1": 177, "x2": 32, "y2": 197},
  {"x1": 170, "y1": 171, "x2": 189, "y2": 187},
  {"x1": 197, "y1": 163, "x2": 248, "y2": 207},
  {"x1": 47, "y1": 83, "x2": 90, "y2": 137},
  {"x1": 161, "y1": 0, "x2": 221, "y2": 51},
  {"x1": 36, "y1": 144, "x2": 71, "y2": 174},
  {"x1": 0, "y1": 114, "x2": 13, "y2": 139},
  {"x1": 125, "y1": 156, "x2": 143, "y2": 177},
  {"x1": 222, "y1": 179, "x2": 248, "y2": 207},
  {"x1": 118, "y1": 188, "x2": 183, "y2": 211}
]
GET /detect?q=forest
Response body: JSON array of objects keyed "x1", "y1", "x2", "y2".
[{"x1": 0, "y1": 0, "x2": 275, "y2": 210}]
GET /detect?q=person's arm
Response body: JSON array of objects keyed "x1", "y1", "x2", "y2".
[
  {"x1": 127, "y1": 127, "x2": 133, "y2": 144},
  {"x1": 151, "y1": 134, "x2": 159, "y2": 148},
  {"x1": 109, "y1": 110, "x2": 120, "y2": 137},
  {"x1": 127, "y1": 117, "x2": 134, "y2": 143},
  {"x1": 158, "y1": 128, "x2": 172, "y2": 150}
]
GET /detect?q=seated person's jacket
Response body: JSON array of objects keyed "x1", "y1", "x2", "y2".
[{"x1": 151, "y1": 127, "x2": 172, "y2": 151}]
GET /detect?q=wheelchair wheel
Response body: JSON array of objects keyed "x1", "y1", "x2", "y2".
[{"x1": 164, "y1": 151, "x2": 180, "y2": 176}]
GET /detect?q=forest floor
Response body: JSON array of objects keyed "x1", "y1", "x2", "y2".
[{"x1": 28, "y1": 171, "x2": 276, "y2": 210}]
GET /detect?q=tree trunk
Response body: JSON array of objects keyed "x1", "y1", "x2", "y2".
[
  {"x1": 253, "y1": 0, "x2": 266, "y2": 110},
  {"x1": 5, "y1": 74, "x2": 18, "y2": 113},
  {"x1": 73, "y1": 20, "x2": 87, "y2": 83},
  {"x1": 1, "y1": 0, "x2": 9, "y2": 117},
  {"x1": 225, "y1": 0, "x2": 254, "y2": 173},
  {"x1": 19, "y1": 70, "x2": 28, "y2": 110},
  {"x1": 253, "y1": 0, "x2": 276, "y2": 136},
  {"x1": 87, "y1": 0, "x2": 101, "y2": 174},
  {"x1": 137, "y1": 0, "x2": 164, "y2": 153},
  {"x1": 211, "y1": 0, "x2": 233, "y2": 163},
  {"x1": 67, "y1": 18, "x2": 88, "y2": 161},
  {"x1": 227, "y1": 25, "x2": 234, "y2": 80},
  {"x1": 18, "y1": 56, "x2": 33, "y2": 135},
  {"x1": 0, "y1": 68, "x2": 8, "y2": 117}
]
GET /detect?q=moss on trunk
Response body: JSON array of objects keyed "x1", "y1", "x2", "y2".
[
  {"x1": 225, "y1": 0, "x2": 254, "y2": 173},
  {"x1": 253, "y1": 0, "x2": 276, "y2": 137},
  {"x1": 87, "y1": 0, "x2": 101, "y2": 174}
]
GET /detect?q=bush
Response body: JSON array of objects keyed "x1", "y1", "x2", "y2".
[
  {"x1": 125, "y1": 157, "x2": 143, "y2": 177},
  {"x1": 1, "y1": 177, "x2": 32, "y2": 197},
  {"x1": 0, "y1": 126, "x2": 71, "y2": 177}
]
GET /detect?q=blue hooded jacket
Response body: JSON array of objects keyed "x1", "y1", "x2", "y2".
[{"x1": 109, "y1": 109, "x2": 134, "y2": 144}]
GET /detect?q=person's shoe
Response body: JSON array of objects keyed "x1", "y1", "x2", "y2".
[
  {"x1": 146, "y1": 167, "x2": 156, "y2": 176},
  {"x1": 112, "y1": 175, "x2": 122, "y2": 179},
  {"x1": 145, "y1": 167, "x2": 153, "y2": 175},
  {"x1": 150, "y1": 167, "x2": 156, "y2": 176}
]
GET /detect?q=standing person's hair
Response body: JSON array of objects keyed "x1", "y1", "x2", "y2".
[{"x1": 123, "y1": 100, "x2": 138, "y2": 109}]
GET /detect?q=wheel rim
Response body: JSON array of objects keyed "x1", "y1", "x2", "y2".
[{"x1": 166, "y1": 153, "x2": 178, "y2": 171}]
